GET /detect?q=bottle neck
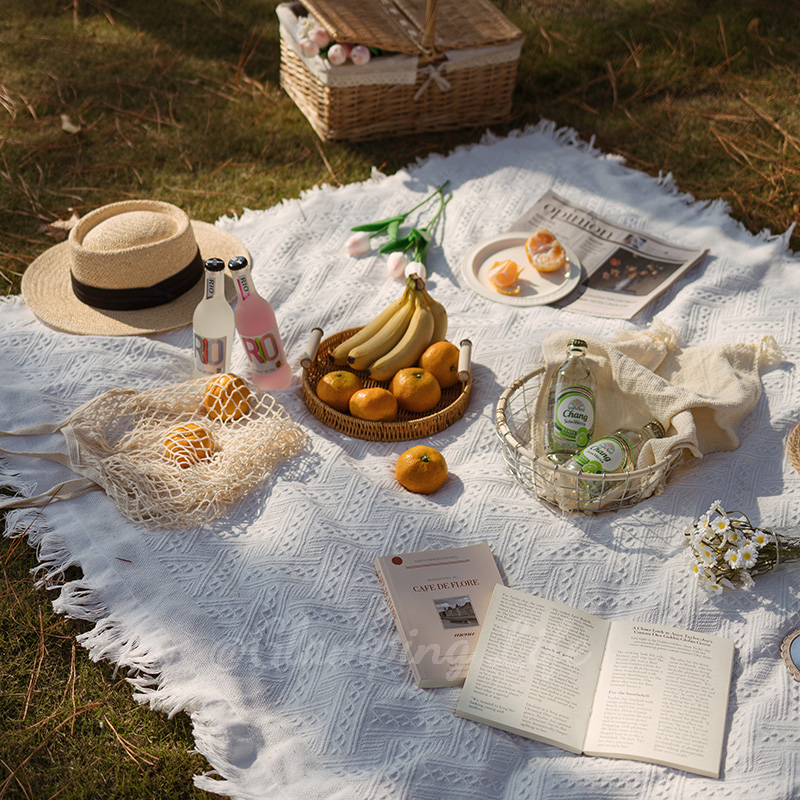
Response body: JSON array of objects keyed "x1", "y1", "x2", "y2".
[
  {"x1": 203, "y1": 269, "x2": 225, "y2": 301},
  {"x1": 232, "y1": 265, "x2": 257, "y2": 303},
  {"x1": 643, "y1": 421, "x2": 665, "y2": 440}
]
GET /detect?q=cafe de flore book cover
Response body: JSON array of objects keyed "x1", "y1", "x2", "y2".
[{"x1": 375, "y1": 542, "x2": 504, "y2": 688}]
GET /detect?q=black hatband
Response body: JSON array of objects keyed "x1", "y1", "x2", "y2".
[{"x1": 70, "y1": 249, "x2": 204, "y2": 311}]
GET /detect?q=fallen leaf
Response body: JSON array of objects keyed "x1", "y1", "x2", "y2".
[
  {"x1": 60, "y1": 113, "x2": 81, "y2": 134},
  {"x1": 37, "y1": 208, "x2": 80, "y2": 241}
]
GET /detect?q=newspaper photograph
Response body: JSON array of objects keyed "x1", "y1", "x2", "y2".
[{"x1": 510, "y1": 190, "x2": 708, "y2": 319}]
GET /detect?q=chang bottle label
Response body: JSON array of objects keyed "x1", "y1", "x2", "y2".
[
  {"x1": 573, "y1": 433, "x2": 633, "y2": 474},
  {"x1": 553, "y1": 386, "x2": 596, "y2": 447},
  {"x1": 241, "y1": 328, "x2": 283, "y2": 374}
]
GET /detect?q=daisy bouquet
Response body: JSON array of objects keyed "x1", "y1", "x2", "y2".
[{"x1": 685, "y1": 501, "x2": 800, "y2": 593}]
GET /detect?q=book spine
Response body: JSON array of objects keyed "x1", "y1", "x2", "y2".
[{"x1": 374, "y1": 559, "x2": 423, "y2": 686}]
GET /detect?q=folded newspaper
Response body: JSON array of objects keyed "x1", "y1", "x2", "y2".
[{"x1": 511, "y1": 190, "x2": 708, "y2": 319}]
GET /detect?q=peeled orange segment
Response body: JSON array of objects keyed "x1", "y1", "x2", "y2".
[
  {"x1": 524, "y1": 228, "x2": 568, "y2": 273},
  {"x1": 487, "y1": 258, "x2": 522, "y2": 295}
]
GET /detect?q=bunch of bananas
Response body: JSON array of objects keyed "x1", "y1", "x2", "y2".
[{"x1": 330, "y1": 275, "x2": 447, "y2": 382}]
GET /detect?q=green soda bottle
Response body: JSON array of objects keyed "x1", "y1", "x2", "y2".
[{"x1": 546, "y1": 339, "x2": 597, "y2": 463}]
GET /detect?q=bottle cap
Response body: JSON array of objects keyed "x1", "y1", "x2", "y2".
[
  {"x1": 568, "y1": 338, "x2": 587, "y2": 348},
  {"x1": 228, "y1": 256, "x2": 249, "y2": 271},
  {"x1": 204, "y1": 258, "x2": 225, "y2": 272},
  {"x1": 645, "y1": 420, "x2": 666, "y2": 438}
]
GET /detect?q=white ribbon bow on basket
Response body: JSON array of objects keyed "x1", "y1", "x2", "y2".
[{"x1": 414, "y1": 64, "x2": 451, "y2": 101}]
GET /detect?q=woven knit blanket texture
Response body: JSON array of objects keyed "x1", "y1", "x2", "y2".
[{"x1": 2, "y1": 122, "x2": 799, "y2": 799}]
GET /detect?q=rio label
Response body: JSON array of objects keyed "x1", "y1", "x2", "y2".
[
  {"x1": 553, "y1": 386, "x2": 595, "y2": 447},
  {"x1": 193, "y1": 333, "x2": 228, "y2": 376},
  {"x1": 241, "y1": 329, "x2": 283, "y2": 374}
]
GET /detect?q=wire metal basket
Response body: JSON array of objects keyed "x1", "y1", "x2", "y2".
[{"x1": 495, "y1": 367, "x2": 682, "y2": 513}]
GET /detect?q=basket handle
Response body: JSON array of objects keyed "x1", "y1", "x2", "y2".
[
  {"x1": 421, "y1": 0, "x2": 438, "y2": 52},
  {"x1": 458, "y1": 338, "x2": 472, "y2": 383}
]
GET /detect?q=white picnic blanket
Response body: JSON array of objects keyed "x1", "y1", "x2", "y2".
[{"x1": 2, "y1": 122, "x2": 800, "y2": 799}]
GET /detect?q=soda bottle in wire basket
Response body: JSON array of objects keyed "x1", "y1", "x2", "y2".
[
  {"x1": 545, "y1": 339, "x2": 597, "y2": 463},
  {"x1": 557, "y1": 419, "x2": 666, "y2": 504}
]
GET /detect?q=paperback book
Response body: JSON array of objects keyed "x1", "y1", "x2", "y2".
[
  {"x1": 456, "y1": 585, "x2": 734, "y2": 778},
  {"x1": 375, "y1": 542, "x2": 504, "y2": 688}
]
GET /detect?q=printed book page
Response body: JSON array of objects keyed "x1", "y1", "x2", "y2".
[
  {"x1": 455, "y1": 585, "x2": 610, "y2": 753},
  {"x1": 375, "y1": 542, "x2": 504, "y2": 688},
  {"x1": 583, "y1": 620, "x2": 734, "y2": 778},
  {"x1": 510, "y1": 190, "x2": 708, "y2": 320}
]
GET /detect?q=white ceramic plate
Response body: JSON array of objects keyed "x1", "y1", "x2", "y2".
[{"x1": 461, "y1": 232, "x2": 583, "y2": 307}]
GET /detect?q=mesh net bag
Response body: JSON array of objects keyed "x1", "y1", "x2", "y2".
[{"x1": 0, "y1": 375, "x2": 306, "y2": 529}]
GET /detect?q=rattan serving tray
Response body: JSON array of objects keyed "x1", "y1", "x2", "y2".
[{"x1": 302, "y1": 328, "x2": 472, "y2": 442}]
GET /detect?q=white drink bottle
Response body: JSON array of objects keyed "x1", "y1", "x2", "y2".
[
  {"x1": 228, "y1": 256, "x2": 292, "y2": 390},
  {"x1": 546, "y1": 339, "x2": 597, "y2": 463},
  {"x1": 192, "y1": 257, "x2": 234, "y2": 378}
]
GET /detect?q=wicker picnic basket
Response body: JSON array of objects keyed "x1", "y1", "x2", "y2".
[
  {"x1": 277, "y1": 0, "x2": 524, "y2": 141},
  {"x1": 302, "y1": 328, "x2": 472, "y2": 441},
  {"x1": 495, "y1": 368, "x2": 683, "y2": 513}
]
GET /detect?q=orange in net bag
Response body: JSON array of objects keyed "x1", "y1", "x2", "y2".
[{"x1": 0, "y1": 375, "x2": 306, "y2": 529}]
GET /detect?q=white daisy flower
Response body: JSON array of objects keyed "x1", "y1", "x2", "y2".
[
  {"x1": 713, "y1": 515, "x2": 731, "y2": 535},
  {"x1": 720, "y1": 577, "x2": 735, "y2": 590},
  {"x1": 689, "y1": 559, "x2": 706, "y2": 579},
  {"x1": 707, "y1": 582, "x2": 724, "y2": 595},
  {"x1": 751, "y1": 529, "x2": 772, "y2": 548},
  {"x1": 726, "y1": 527, "x2": 741, "y2": 545},
  {"x1": 296, "y1": 15, "x2": 320, "y2": 39},
  {"x1": 724, "y1": 548, "x2": 743, "y2": 569},
  {"x1": 697, "y1": 543, "x2": 717, "y2": 565},
  {"x1": 739, "y1": 543, "x2": 758, "y2": 567},
  {"x1": 707, "y1": 500, "x2": 724, "y2": 516}
]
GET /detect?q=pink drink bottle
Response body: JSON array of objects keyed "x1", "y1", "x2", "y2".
[{"x1": 228, "y1": 256, "x2": 292, "y2": 390}]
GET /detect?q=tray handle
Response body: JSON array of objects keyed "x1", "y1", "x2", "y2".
[
  {"x1": 458, "y1": 338, "x2": 472, "y2": 383},
  {"x1": 301, "y1": 327, "x2": 324, "y2": 370}
]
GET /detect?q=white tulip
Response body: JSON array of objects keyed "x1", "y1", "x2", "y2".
[
  {"x1": 344, "y1": 231, "x2": 371, "y2": 257},
  {"x1": 404, "y1": 261, "x2": 426, "y2": 280},
  {"x1": 387, "y1": 252, "x2": 409, "y2": 280}
]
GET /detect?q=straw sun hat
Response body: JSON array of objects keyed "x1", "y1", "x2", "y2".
[{"x1": 21, "y1": 199, "x2": 248, "y2": 336}]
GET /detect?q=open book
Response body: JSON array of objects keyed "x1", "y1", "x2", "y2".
[{"x1": 456, "y1": 585, "x2": 734, "y2": 778}]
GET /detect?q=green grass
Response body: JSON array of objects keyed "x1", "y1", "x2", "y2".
[{"x1": 1, "y1": 0, "x2": 799, "y2": 796}]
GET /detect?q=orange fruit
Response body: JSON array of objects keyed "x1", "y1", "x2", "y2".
[
  {"x1": 487, "y1": 259, "x2": 522, "y2": 295},
  {"x1": 390, "y1": 367, "x2": 442, "y2": 413},
  {"x1": 164, "y1": 422, "x2": 215, "y2": 468},
  {"x1": 349, "y1": 387, "x2": 398, "y2": 422},
  {"x1": 316, "y1": 370, "x2": 364, "y2": 413},
  {"x1": 203, "y1": 373, "x2": 251, "y2": 421},
  {"x1": 524, "y1": 228, "x2": 567, "y2": 273},
  {"x1": 395, "y1": 445, "x2": 448, "y2": 494},
  {"x1": 419, "y1": 341, "x2": 460, "y2": 389}
]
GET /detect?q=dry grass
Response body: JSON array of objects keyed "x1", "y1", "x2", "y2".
[{"x1": 1, "y1": 0, "x2": 799, "y2": 796}]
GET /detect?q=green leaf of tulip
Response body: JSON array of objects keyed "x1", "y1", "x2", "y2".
[{"x1": 350, "y1": 214, "x2": 406, "y2": 233}]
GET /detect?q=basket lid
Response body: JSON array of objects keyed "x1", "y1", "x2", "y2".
[{"x1": 299, "y1": 0, "x2": 523, "y2": 55}]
